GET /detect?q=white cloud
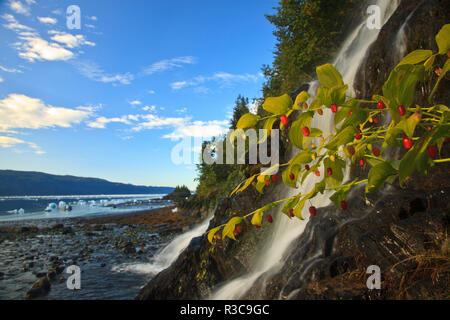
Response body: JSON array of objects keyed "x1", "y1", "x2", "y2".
[
  {"x1": 142, "y1": 56, "x2": 196, "y2": 75},
  {"x1": 142, "y1": 105, "x2": 156, "y2": 112},
  {"x1": 0, "y1": 65, "x2": 23, "y2": 73},
  {"x1": 2, "y1": 13, "x2": 33, "y2": 32},
  {"x1": 87, "y1": 16, "x2": 97, "y2": 21},
  {"x1": 171, "y1": 71, "x2": 261, "y2": 91},
  {"x1": 176, "y1": 107, "x2": 187, "y2": 113},
  {"x1": 147, "y1": 90, "x2": 156, "y2": 94},
  {"x1": 0, "y1": 135, "x2": 44, "y2": 154},
  {"x1": 162, "y1": 120, "x2": 229, "y2": 140},
  {"x1": 87, "y1": 116, "x2": 132, "y2": 129},
  {"x1": 0, "y1": 76, "x2": 3, "y2": 83},
  {"x1": 0, "y1": 94, "x2": 92, "y2": 131},
  {"x1": 74, "y1": 60, "x2": 134, "y2": 85},
  {"x1": 132, "y1": 114, "x2": 187, "y2": 132},
  {"x1": 18, "y1": 36, "x2": 74, "y2": 62},
  {"x1": 38, "y1": 17, "x2": 57, "y2": 25},
  {"x1": 48, "y1": 30, "x2": 95, "y2": 48},
  {"x1": 9, "y1": 1, "x2": 30, "y2": 15},
  {"x1": 129, "y1": 100, "x2": 141, "y2": 106},
  {"x1": 85, "y1": 24, "x2": 95, "y2": 29}
]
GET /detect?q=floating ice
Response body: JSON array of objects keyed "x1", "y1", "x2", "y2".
[
  {"x1": 18, "y1": 208, "x2": 25, "y2": 215},
  {"x1": 45, "y1": 202, "x2": 58, "y2": 212}
]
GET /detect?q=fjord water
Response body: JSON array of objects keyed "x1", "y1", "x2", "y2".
[
  {"x1": 211, "y1": 0, "x2": 400, "y2": 299},
  {"x1": 0, "y1": 194, "x2": 167, "y2": 222}
]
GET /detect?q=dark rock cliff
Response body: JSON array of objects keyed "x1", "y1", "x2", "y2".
[{"x1": 137, "y1": 0, "x2": 450, "y2": 300}]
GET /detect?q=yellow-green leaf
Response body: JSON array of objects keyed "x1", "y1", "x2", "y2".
[
  {"x1": 236, "y1": 113, "x2": 260, "y2": 129},
  {"x1": 436, "y1": 23, "x2": 450, "y2": 55},
  {"x1": 397, "y1": 50, "x2": 433, "y2": 66},
  {"x1": 316, "y1": 64, "x2": 344, "y2": 88},
  {"x1": 294, "y1": 91, "x2": 310, "y2": 109},
  {"x1": 251, "y1": 210, "x2": 264, "y2": 227},
  {"x1": 208, "y1": 226, "x2": 222, "y2": 244},
  {"x1": 263, "y1": 94, "x2": 292, "y2": 115},
  {"x1": 222, "y1": 217, "x2": 243, "y2": 240}
]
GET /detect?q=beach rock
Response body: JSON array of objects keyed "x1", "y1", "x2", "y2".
[
  {"x1": 25, "y1": 278, "x2": 51, "y2": 299},
  {"x1": 123, "y1": 242, "x2": 136, "y2": 254}
]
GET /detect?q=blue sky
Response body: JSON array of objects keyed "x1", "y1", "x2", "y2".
[{"x1": 0, "y1": 0, "x2": 277, "y2": 190}]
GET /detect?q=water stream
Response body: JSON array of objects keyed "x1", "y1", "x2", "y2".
[{"x1": 211, "y1": 0, "x2": 400, "y2": 300}]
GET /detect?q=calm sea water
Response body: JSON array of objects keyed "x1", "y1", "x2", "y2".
[{"x1": 0, "y1": 194, "x2": 168, "y2": 222}]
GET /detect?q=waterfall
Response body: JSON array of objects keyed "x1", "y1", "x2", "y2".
[
  {"x1": 211, "y1": 0, "x2": 399, "y2": 300},
  {"x1": 394, "y1": 4, "x2": 422, "y2": 64},
  {"x1": 112, "y1": 215, "x2": 213, "y2": 275}
]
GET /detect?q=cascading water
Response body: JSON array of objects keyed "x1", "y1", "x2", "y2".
[
  {"x1": 112, "y1": 215, "x2": 213, "y2": 275},
  {"x1": 211, "y1": 0, "x2": 400, "y2": 300}
]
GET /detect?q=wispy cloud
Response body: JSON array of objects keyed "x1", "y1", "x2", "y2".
[
  {"x1": 142, "y1": 105, "x2": 156, "y2": 112},
  {"x1": 38, "y1": 16, "x2": 57, "y2": 25},
  {"x1": 0, "y1": 76, "x2": 3, "y2": 83},
  {"x1": 128, "y1": 100, "x2": 142, "y2": 106},
  {"x1": 74, "y1": 60, "x2": 134, "y2": 85},
  {"x1": 170, "y1": 71, "x2": 261, "y2": 91},
  {"x1": 2, "y1": 15, "x2": 94, "y2": 62},
  {"x1": 87, "y1": 116, "x2": 132, "y2": 129},
  {"x1": 9, "y1": 1, "x2": 32, "y2": 16},
  {"x1": 0, "y1": 135, "x2": 45, "y2": 154},
  {"x1": 0, "y1": 65, "x2": 23, "y2": 73},
  {"x1": 0, "y1": 93, "x2": 92, "y2": 131},
  {"x1": 142, "y1": 56, "x2": 196, "y2": 75}
]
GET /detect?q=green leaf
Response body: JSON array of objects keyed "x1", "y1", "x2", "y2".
[
  {"x1": 236, "y1": 113, "x2": 260, "y2": 129},
  {"x1": 282, "y1": 164, "x2": 302, "y2": 188},
  {"x1": 397, "y1": 50, "x2": 433, "y2": 66},
  {"x1": 324, "y1": 157, "x2": 345, "y2": 188},
  {"x1": 424, "y1": 54, "x2": 437, "y2": 71},
  {"x1": 291, "y1": 150, "x2": 313, "y2": 165},
  {"x1": 398, "y1": 132, "x2": 434, "y2": 186},
  {"x1": 232, "y1": 175, "x2": 256, "y2": 196},
  {"x1": 258, "y1": 117, "x2": 278, "y2": 144},
  {"x1": 397, "y1": 111, "x2": 422, "y2": 138},
  {"x1": 288, "y1": 111, "x2": 314, "y2": 149},
  {"x1": 340, "y1": 108, "x2": 370, "y2": 130},
  {"x1": 316, "y1": 64, "x2": 344, "y2": 88},
  {"x1": 263, "y1": 94, "x2": 292, "y2": 115},
  {"x1": 255, "y1": 180, "x2": 266, "y2": 194},
  {"x1": 222, "y1": 216, "x2": 243, "y2": 240},
  {"x1": 382, "y1": 64, "x2": 425, "y2": 123},
  {"x1": 329, "y1": 85, "x2": 348, "y2": 106},
  {"x1": 334, "y1": 106, "x2": 351, "y2": 126},
  {"x1": 208, "y1": 226, "x2": 222, "y2": 244},
  {"x1": 282, "y1": 197, "x2": 300, "y2": 218},
  {"x1": 294, "y1": 91, "x2": 310, "y2": 109},
  {"x1": 366, "y1": 161, "x2": 397, "y2": 193},
  {"x1": 435, "y1": 24, "x2": 450, "y2": 55},
  {"x1": 325, "y1": 126, "x2": 358, "y2": 151},
  {"x1": 329, "y1": 187, "x2": 350, "y2": 209}
]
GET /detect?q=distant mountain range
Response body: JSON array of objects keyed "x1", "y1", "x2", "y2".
[{"x1": 0, "y1": 170, "x2": 174, "y2": 196}]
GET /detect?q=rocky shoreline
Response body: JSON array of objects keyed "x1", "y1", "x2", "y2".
[{"x1": 0, "y1": 206, "x2": 200, "y2": 300}]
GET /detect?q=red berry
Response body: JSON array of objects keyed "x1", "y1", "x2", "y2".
[
  {"x1": 317, "y1": 109, "x2": 323, "y2": 115},
  {"x1": 266, "y1": 215, "x2": 273, "y2": 223},
  {"x1": 280, "y1": 115, "x2": 288, "y2": 125},
  {"x1": 355, "y1": 134, "x2": 362, "y2": 140},
  {"x1": 349, "y1": 110, "x2": 353, "y2": 116},
  {"x1": 309, "y1": 206, "x2": 316, "y2": 217},
  {"x1": 271, "y1": 175, "x2": 278, "y2": 182},
  {"x1": 289, "y1": 173, "x2": 295, "y2": 180},
  {"x1": 347, "y1": 145, "x2": 355, "y2": 156},
  {"x1": 402, "y1": 133, "x2": 408, "y2": 139},
  {"x1": 255, "y1": 225, "x2": 261, "y2": 229},
  {"x1": 398, "y1": 105, "x2": 406, "y2": 116},
  {"x1": 289, "y1": 209, "x2": 294, "y2": 217},
  {"x1": 403, "y1": 138, "x2": 413, "y2": 149},
  {"x1": 427, "y1": 145, "x2": 438, "y2": 159},
  {"x1": 314, "y1": 171, "x2": 320, "y2": 176},
  {"x1": 233, "y1": 230, "x2": 238, "y2": 237},
  {"x1": 427, "y1": 126, "x2": 432, "y2": 131},
  {"x1": 372, "y1": 147, "x2": 380, "y2": 157},
  {"x1": 340, "y1": 200, "x2": 348, "y2": 210},
  {"x1": 327, "y1": 168, "x2": 333, "y2": 176},
  {"x1": 373, "y1": 117, "x2": 379, "y2": 124},
  {"x1": 331, "y1": 104, "x2": 338, "y2": 113},
  {"x1": 359, "y1": 159, "x2": 365, "y2": 166},
  {"x1": 216, "y1": 234, "x2": 221, "y2": 240},
  {"x1": 302, "y1": 127, "x2": 310, "y2": 136},
  {"x1": 265, "y1": 180, "x2": 270, "y2": 187},
  {"x1": 236, "y1": 225, "x2": 243, "y2": 233},
  {"x1": 377, "y1": 101, "x2": 385, "y2": 109},
  {"x1": 305, "y1": 164, "x2": 310, "y2": 171}
]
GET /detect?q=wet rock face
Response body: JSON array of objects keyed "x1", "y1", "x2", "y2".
[{"x1": 354, "y1": 0, "x2": 450, "y2": 105}]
